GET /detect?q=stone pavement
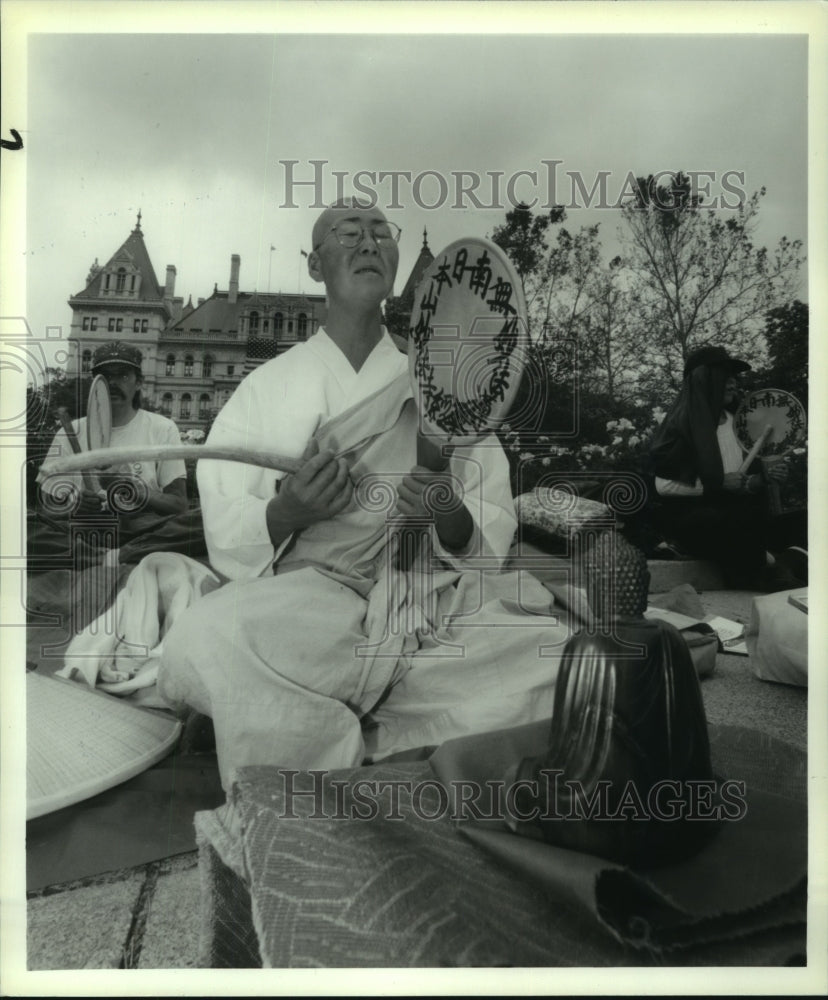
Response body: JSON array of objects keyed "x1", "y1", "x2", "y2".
[{"x1": 27, "y1": 853, "x2": 202, "y2": 970}]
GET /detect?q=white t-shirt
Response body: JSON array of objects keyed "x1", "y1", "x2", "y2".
[
  {"x1": 198, "y1": 328, "x2": 516, "y2": 580},
  {"x1": 38, "y1": 408, "x2": 186, "y2": 496},
  {"x1": 655, "y1": 411, "x2": 744, "y2": 497}
]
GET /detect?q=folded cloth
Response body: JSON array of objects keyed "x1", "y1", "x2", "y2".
[
  {"x1": 648, "y1": 582, "x2": 706, "y2": 621},
  {"x1": 431, "y1": 720, "x2": 806, "y2": 953},
  {"x1": 196, "y1": 721, "x2": 806, "y2": 967},
  {"x1": 56, "y1": 552, "x2": 221, "y2": 700}
]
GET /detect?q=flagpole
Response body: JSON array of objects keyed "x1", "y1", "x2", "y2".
[{"x1": 268, "y1": 245, "x2": 276, "y2": 293}]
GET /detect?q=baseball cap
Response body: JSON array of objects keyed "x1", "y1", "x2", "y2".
[{"x1": 91, "y1": 341, "x2": 143, "y2": 372}]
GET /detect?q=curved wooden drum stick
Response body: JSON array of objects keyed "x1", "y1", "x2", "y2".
[
  {"x1": 40, "y1": 444, "x2": 301, "y2": 477},
  {"x1": 738, "y1": 423, "x2": 773, "y2": 475}
]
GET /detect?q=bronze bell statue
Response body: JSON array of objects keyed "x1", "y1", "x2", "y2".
[{"x1": 510, "y1": 529, "x2": 718, "y2": 868}]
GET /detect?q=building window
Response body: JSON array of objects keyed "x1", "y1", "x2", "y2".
[
  {"x1": 105, "y1": 274, "x2": 111, "y2": 290},
  {"x1": 130, "y1": 275, "x2": 136, "y2": 291},
  {"x1": 298, "y1": 313, "x2": 307, "y2": 338},
  {"x1": 274, "y1": 313, "x2": 283, "y2": 334},
  {"x1": 203, "y1": 355, "x2": 213, "y2": 377},
  {"x1": 161, "y1": 393, "x2": 173, "y2": 416},
  {"x1": 133, "y1": 319, "x2": 140, "y2": 333},
  {"x1": 81, "y1": 350, "x2": 91, "y2": 373},
  {"x1": 227, "y1": 364, "x2": 235, "y2": 376},
  {"x1": 166, "y1": 354, "x2": 175, "y2": 376},
  {"x1": 108, "y1": 318, "x2": 115, "y2": 332},
  {"x1": 82, "y1": 317, "x2": 90, "y2": 331},
  {"x1": 116, "y1": 268, "x2": 126, "y2": 292},
  {"x1": 184, "y1": 355, "x2": 194, "y2": 377},
  {"x1": 90, "y1": 317, "x2": 98, "y2": 331},
  {"x1": 288, "y1": 320, "x2": 294, "y2": 335},
  {"x1": 180, "y1": 393, "x2": 191, "y2": 419},
  {"x1": 249, "y1": 311, "x2": 259, "y2": 334},
  {"x1": 141, "y1": 319, "x2": 148, "y2": 333},
  {"x1": 116, "y1": 318, "x2": 123, "y2": 332},
  {"x1": 198, "y1": 393, "x2": 211, "y2": 420}
]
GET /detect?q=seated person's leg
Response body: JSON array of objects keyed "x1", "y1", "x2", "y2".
[{"x1": 159, "y1": 569, "x2": 376, "y2": 789}]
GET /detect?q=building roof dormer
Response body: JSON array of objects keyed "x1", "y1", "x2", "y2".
[{"x1": 70, "y1": 212, "x2": 165, "y2": 305}]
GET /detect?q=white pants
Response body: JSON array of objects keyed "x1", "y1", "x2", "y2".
[{"x1": 159, "y1": 565, "x2": 571, "y2": 789}]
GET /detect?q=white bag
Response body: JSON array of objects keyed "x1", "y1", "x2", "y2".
[{"x1": 745, "y1": 589, "x2": 807, "y2": 687}]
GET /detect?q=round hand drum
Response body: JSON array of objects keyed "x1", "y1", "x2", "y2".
[
  {"x1": 408, "y1": 236, "x2": 528, "y2": 449},
  {"x1": 87, "y1": 375, "x2": 112, "y2": 451},
  {"x1": 733, "y1": 389, "x2": 806, "y2": 457}
]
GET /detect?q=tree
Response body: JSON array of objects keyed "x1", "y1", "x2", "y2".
[
  {"x1": 26, "y1": 368, "x2": 92, "y2": 505},
  {"x1": 491, "y1": 201, "x2": 602, "y2": 342},
  {"x1": 619, "y1": 172, "x2": 804, "y2": 396},
  {"x1": 491, "y1": 203, "x2": 606, "y2": 405},
  {"x1": 758, "y1": 300, "x2": 808, "y2": 405},
  {"x1": 570, "y1": 257, "x2": 651, "y2": 407},
  {"x1": 382, "y1": 295, "x2": 411, "y2": 341}
]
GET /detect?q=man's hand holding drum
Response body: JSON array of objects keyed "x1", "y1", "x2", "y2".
[{"x1": 394, "y1": 432, "x2": 472, "y2": 553}]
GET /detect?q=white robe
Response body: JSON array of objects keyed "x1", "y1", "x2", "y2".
[{"x1": 160, "y1": 329, "x2": 570, "y2": 788}]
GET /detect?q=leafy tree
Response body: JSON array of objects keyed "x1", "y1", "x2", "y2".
[
  {"x1": 759, "y1": 300, "x2": 808, "y2": 405},
  {"x1": 382, "y1": 295, "x2": 411, "y2": 341},
  {"x1": 491, "y1": 202, "x2": 603, "y2": 345},
  {"x1": 619, "y1": 172, "x2": 804, "y2": 396},
  {"x1": 576, "y1": 257, "x2": 650, "y2": 406},
  {"x1": 490, "y1": 202, "x2": 565, "y2": 292}
]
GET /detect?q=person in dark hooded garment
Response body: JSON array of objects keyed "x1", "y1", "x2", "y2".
[{"x1": 649, "y1": 346, "x2": 804, "y2": 591}]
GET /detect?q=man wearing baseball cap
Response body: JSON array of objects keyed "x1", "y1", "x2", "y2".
[{"x1": 36, "y1": 340, "x2": 188, "y2": 533}]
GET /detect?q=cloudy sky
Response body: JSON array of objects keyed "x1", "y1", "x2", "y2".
[{"x1": 14, "y1": 11, "x2": 813, "y2": 364}]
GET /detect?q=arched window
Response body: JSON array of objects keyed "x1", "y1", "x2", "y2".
[
  {"x1": 166, "y1": 354, "x2": 175, "y2": 376},
  {"x1": 249, "y1": 311, "x2": 259, "y2": 334},
  {"x1": 116, "y1": 268, "x2": 126, "y2": 292},
  {"x1": 198, "y1": 393, "x2": 211, "y2": 420},
  {"x1": 203, "y1": 355, "x2": 213, "y2": 377},
  {"x1": 180, "y1": 393, "x2": 191, "y2": 419},
  {"x1": 298, "y1": 313, "x2": 308, "y2": 338},
  {"x1": 161, "y1": 393, "x2": 173, "y2": 416},
  {"x1": 274, "y1": 312, "x2": 283, "y2": 335},
  {"x1": 81, "y1": 350, "x2": 91, "y2": 373},
  {"x1": 184, "y1": 355, "x2": 194, "y2": 377}
]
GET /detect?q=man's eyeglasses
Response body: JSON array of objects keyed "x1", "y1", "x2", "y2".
[{"x1": 313, "y1": 221, "x2": 402, "y2": 252}]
